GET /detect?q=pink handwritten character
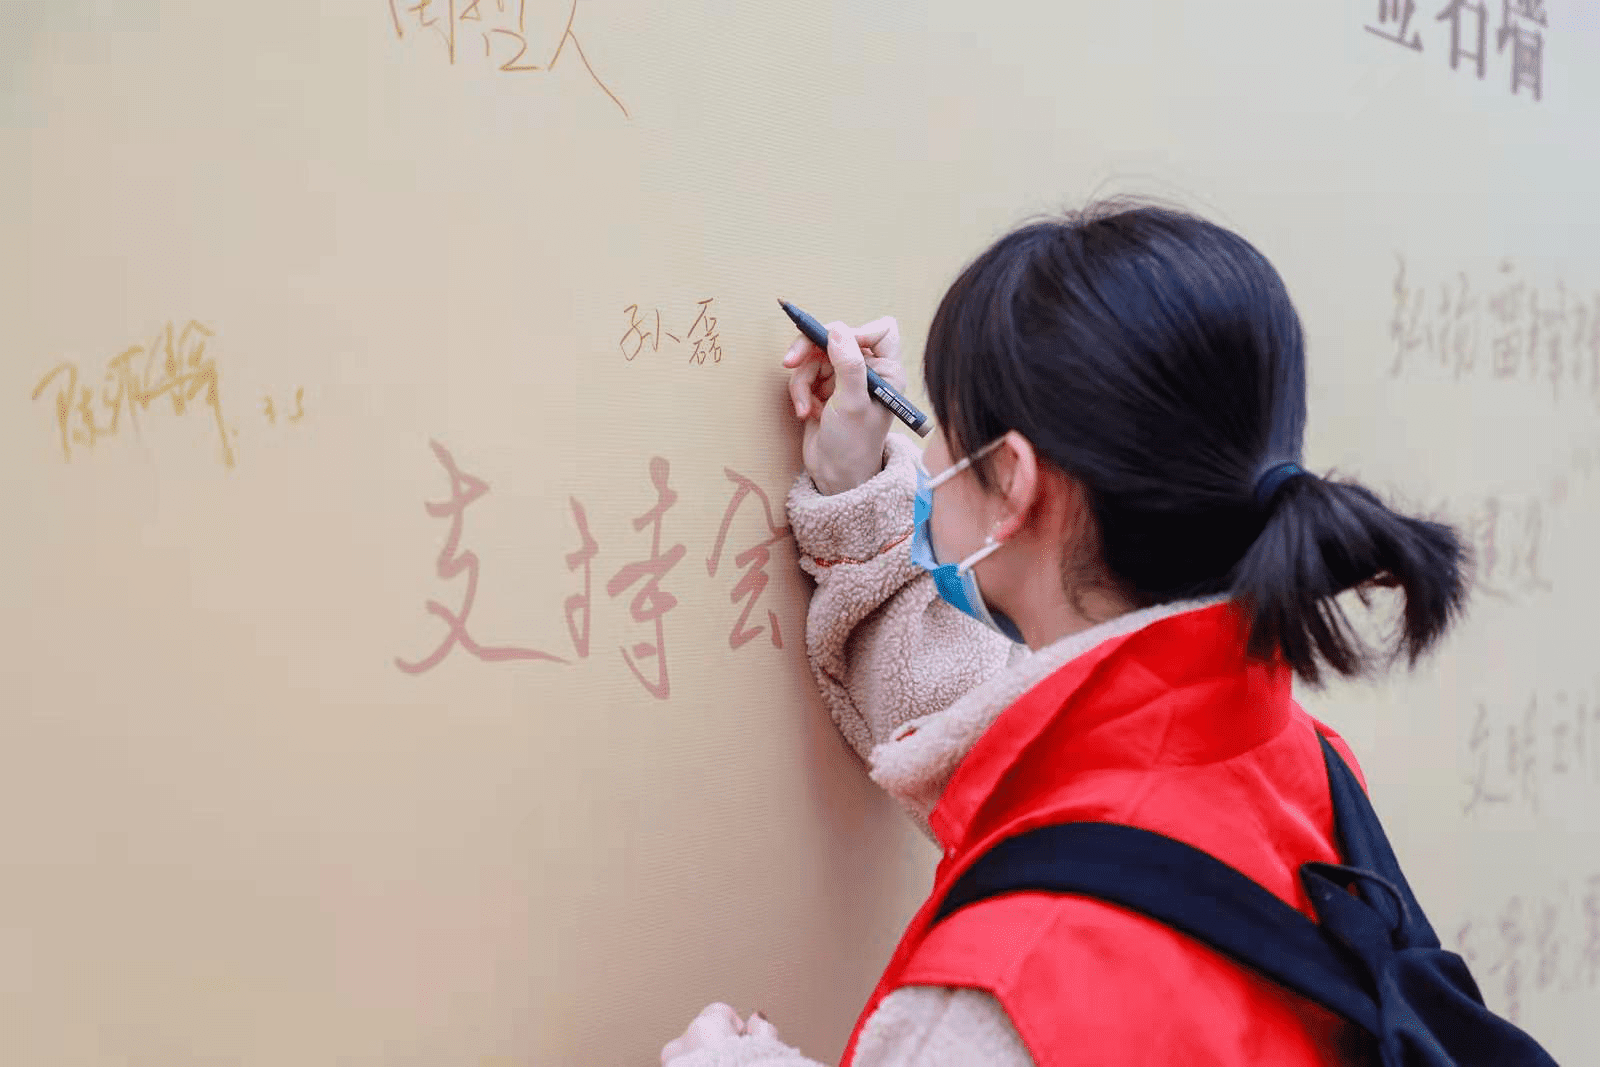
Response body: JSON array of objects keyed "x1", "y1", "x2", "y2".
[
  {"x1": 1486, "y1": 895, "x2": 1526, "y2": 1022},
  {"x1": 564, "y1": 497, "x2": 598, "y2": 658},
  {"x1": 1387, "y1": 256, "x2": 1432, "y2": 378},
  {"x1": 706, "y1": 468, "x2": 791, "y2": 650},
  {"x1": 1532, "y1": 897, "x2": 1562, "y2": 993},
  {"x1": 1505, "y1": 693, "x2": 1540, "y2": 813},
  {"x1": 1462, "y1": 702, "x2": 1511, "y2": 815},
  {"x1": 1580, "y1": 874, "x2": 1600, "y2": 989},
  {"x1": 606, "y1": 457, "x2": 684, "y2": 699},
  {"x1": 396, "y1": 439, "x2": 566, "y2": 674}
]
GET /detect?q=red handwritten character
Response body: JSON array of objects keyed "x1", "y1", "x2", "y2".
[
  {"x1": 1505, "y1": 499, "x2": 1552, "y2": 595},
  {"x1": 1486, "y1": 896, "x2": 1526, "y2": 1022},
  {"x1": 564, "y1": 497, "x2": 598, "y2": 658},
  {"x1": 1505, "y1": 693, "x2": 1539, "y2": 813},
  {"x1": 706, "y1": 468, "x2": 792, "y2": 650},
  {"x1": 1462, "y1": 702, "x2": 1510, "y2": 815},
  {"x1": 1581, "y1": 874, "x2": 1600, "y2": 990},
  {"x1": 1574, "y1": 690, "x2": 1592, "y2": 782},
  {"x1": 1550, "y1": 690, "x2": 1573, "y2": 776},
  {"x1": 1387, "y1": 256, "x2": 1431, "y2": 377},
  {"x1": 606, "y1": 457, "x2": 685, "y2": 699},
  {"x1": 1465, "y1": 497, "x2": 1507, "y2": 599},
  {"x1": 1487, "y1": 261, "x2": 1526, "y2": 379},
  {"x1": 396, "y1": 440, "x2": 566, "y2": 674},
  {"x1": 1455, "y1": 919, "x2": 1482, "y2": 970},
  {"x1": 1441, "y1": 272, "x2": 1480, "y2": 378},
  {"x1": 1537, "y1": 282, "x2": 1566, "y2": 401},
  {"x1": 1533, "y1": 897, "x2": 1562, "y2": 993},
  {"x1": 1587, "y1": 293, "x2": 1600, "y2": 406}
]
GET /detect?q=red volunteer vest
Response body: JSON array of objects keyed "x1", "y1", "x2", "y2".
[{"x1": 841, "y1": 602, "x2": 1374, "y2": 1066}]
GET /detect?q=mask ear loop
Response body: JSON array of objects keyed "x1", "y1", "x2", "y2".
[
  {"x1": 925, "y1": 436, "x2": 1007, "y2": 490},
  {"x1": 955, "y1": 533, "x2": 1005, "y2": 574}
]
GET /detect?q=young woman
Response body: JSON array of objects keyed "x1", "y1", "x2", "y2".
[{"x1": 660, "y1": 200, "x2": 1466, "y2": 1067}]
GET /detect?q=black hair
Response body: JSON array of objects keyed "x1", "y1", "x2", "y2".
[{"x1": 923, "y1": 198, "x2": 1469, "y2": 686}]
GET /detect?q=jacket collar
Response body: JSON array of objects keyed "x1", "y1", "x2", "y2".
[{"x1": 867, "y1": 595, "x2": 1262, "y2": 850}]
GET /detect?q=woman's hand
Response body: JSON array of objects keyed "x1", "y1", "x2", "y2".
[
  {"x1": 660, "y1": 1002, "x2": 782, "y2": 1064},
  {"x1": 784, "y1": 317, "x2": 908, "y2": 496}
]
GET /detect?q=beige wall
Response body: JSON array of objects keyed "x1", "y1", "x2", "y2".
[{"x1": 4, "y1": 2, "x2": 1596, "y2": 1063}]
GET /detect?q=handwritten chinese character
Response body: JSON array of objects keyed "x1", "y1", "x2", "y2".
[
  {"x1": 1574, "y1": 876, "x2": 1600, "y2": 991},
  {"x1": 1436, "y1": 0, "x2": 1489, "y2": 80},
  {"x1": 606, "y1": 457, "x2": 685, "y2": 699},
  {"x1": 1455, "y1": 919, "x2": 1482, "y2": 970},
  {"x1": 1464, "y1": 497, "x2": 1507, "y2": 598},
  {"x1": 1486, "y1": 895, "x2": 1526, "y2": 1021},
  {"x1": 1463, "y1": 702, "x2": 1511, "y2": 814},
  {"x1": 1537, "y1": 282, "x2": 1567, "y2": 401},
  {"x1": 396, "y1": 440, "x2": 566, "y2": 674},
  {"x1": 1551, "y1": 691, "x2": 1573, "y2": 776},
  {"x1": 1367, "y1": 0, "x2": 1425, "y2": 50},
  {"x1": 1440, "y1": 272, "x2": 1481, "y2": 378},
  {"x1": 706, "y1": 468, "x2": 792, "y2": 650},
  {"x1": 30, "y1": 320, "x2": 235, "y2": 469},
  {"x1": 1506, "y1": 693, "x2": 1538, "y2": 813},
  {"x1": 564, "y1": 497, "x2": 598, "y2": 658},
  {"x1": 1533, "y1": 897, "x2": 1562, "y2": 992},
  {"x1": 387, "y1": 0, "x2": 628, "y2": 116},
  {"x1": 1581, "y1": 875, "x2": 1600, "y2": 989},
  {"x1": 620, "y1": 304, "x2": 665, "y2": 360},
  {"x1": 1489, "y1": 260, "x2": 1527, "y2": 379},
  {"x1": 1515, "y1": 500, "x2": 1551, "y2": 593},
  {"x1": 686, "y1": 298, "x2": 724, "y2": 365},
  {"x1": 1496, "y1": 0, "x2": 1546, "y2": 101},
  {"x1": 1388, "y1": 255, "x2": 1433, "y2": 377}
]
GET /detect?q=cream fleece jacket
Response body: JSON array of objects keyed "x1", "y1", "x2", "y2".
[{"x1": 665, "y1": 433, "x2": 1227, "y2": 1067}]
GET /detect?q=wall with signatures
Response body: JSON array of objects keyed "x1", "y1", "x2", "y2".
[{"x1": 3, "y1": 2, "x2": 1597, "y2": 1065}]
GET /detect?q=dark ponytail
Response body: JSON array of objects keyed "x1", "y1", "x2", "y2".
[
  {"x1": 923, "y1": 198, "x2": 1471, "y2": 686},
  {"x1": 1233, "y1": 473, "x2": 1468, "y2": 686}
]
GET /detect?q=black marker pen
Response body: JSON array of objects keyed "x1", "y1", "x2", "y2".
[{"x1": 777, "y1": 298, "x2": 932, "y2": 438}]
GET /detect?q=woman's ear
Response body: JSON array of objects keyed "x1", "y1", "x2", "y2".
[{"x1": 991, "y1": 430, "x2": 1041, "y2": 542}]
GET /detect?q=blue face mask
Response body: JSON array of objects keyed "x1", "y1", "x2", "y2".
[{"x1": 910, "y1": 439, "x2": 1026, "y2": 644}]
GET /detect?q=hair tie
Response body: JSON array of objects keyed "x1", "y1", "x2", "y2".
[{"x1": 1254, "y1": 463, "x2": 1307, "y2": 509}]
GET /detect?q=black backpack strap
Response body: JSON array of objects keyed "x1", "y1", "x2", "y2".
[
  {"x1": 1314, "y1": 734, "x2": 1441, "y2": 946},
  {"x1": 932, "y1": 736, "x2": 1564, "y2": 1065},
  {"x1": 932, "y1": 819, "x2": 1382, "y2": 1034}
]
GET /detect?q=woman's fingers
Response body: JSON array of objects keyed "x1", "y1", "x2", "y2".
[
  {"x1": 784, "y1": 317, "x2": 905, "y2": 417},
  {"x1": 821, "y1": 323, "x2": 871, "y2": 417},
  {"x1": 788, "y1": 352, "x2": 839, "y2": 419},
  {"x1": 852, "y1": 316, "x2": 901, "y2": 362},
  {"x1": 789, "y1": 356, "x2": 836, "y2": 419},
  {"x1": 782, "y1": 333, "x2": 819, "y2": 368}
]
